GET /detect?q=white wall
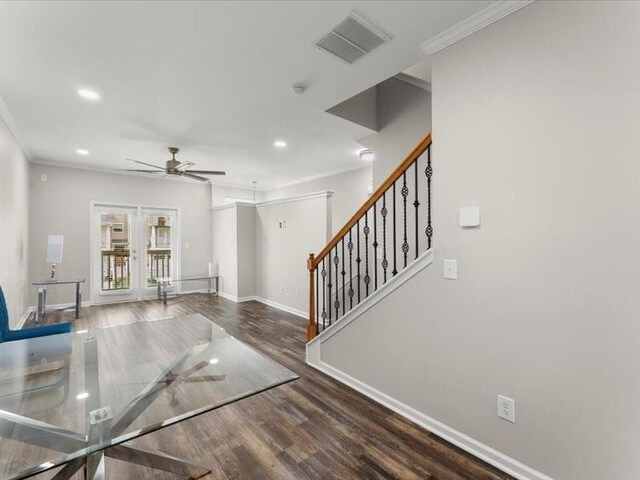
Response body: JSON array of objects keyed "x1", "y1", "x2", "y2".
[
  {"x1": 29, "y1": 164, "x2": 212, "y2": 304},
  {"x1": 261, "y1": 167, "x2": 370, "y2": 236},
  {"x1": 0, "y1": 115, "x2": 29, "y2": 326},
  {"x1": 320, "y1": 2, "x2": 640, "y2": 479}
]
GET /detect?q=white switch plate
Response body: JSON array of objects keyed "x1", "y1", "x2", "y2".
[
  {"x1": 443, "y1": 259, "x2": 457, "y2": 280},
  {"x1": 460, "y1": 206, "x2": 481, "y2": 227},
  {"x1": 497, "y1": 395, "x2": 516, "y2": 423},
  {"x1": 40, "y1": 174, "x2": 47, "y2": 182}
]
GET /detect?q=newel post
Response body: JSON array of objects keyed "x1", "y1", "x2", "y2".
[{"x1": 306, "y1": 253, "x2": 317, "y2": 342}]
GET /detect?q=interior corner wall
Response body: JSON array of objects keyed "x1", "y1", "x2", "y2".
[
  {"x1": 320, "y1": 2, "x2": 640, "y2": 479},
  {"x1": 236, "y1": 204, "x2": 256, "y2": 298},
  {"x1": 255, "y1": 197, "x2": 330, "y2": 314},
  {"x1": 211, "y1": 205, "x2": 238, "y2": 298},
  {"x1": 360, "y1": 77, "x2": 432, "y2": 187},
  {"x1": 0, "y1": 115, "x2": 29, "y2": 327}
]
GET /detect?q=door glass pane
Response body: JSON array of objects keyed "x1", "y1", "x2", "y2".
[
  {"x1": 145, "y1": 213, "x2": 173, "y2": 287},
  {"x1": 100, "y1": 212, "x2": 131, "y2": 291}
]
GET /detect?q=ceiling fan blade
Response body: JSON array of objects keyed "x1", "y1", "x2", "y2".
[
  {"x1": 120, "y1": 169, "x2": 163, "y2": 173},
  {"x1": 176, "y1": 161, "x2": 195, "y2": 171},
  {"x1": 179, "y1": 172, "x2": 209, "y2": 182},
  {"x1": 126, "y1": 159, "x2": 165, "y2": 171},
  {"x1": 184, "y1": 170, "x2": 226, "y2": 175}
]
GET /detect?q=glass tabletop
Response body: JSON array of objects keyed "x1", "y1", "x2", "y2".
[{"x1": 0, "y1": 314, "x2": 298, "y2": 480}]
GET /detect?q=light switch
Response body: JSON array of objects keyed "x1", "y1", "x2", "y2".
[
  {"x1": 444, "y1": 259, "x2": 457, "y2": 280},
  {"x1": 460, "y1": 207, "x2": 480, "y2": 227}
]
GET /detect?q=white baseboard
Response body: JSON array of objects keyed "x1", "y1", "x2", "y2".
[
  {"x1": 216, "y1": 292, "x2": 307, "y2": 318},
  {"x1": 252, "y1": 296, "x2": 307, "y2": 319},
  {"x1": 16, "y1": 307, "x2": 36, "y2": 329},
  {"x1": 217, "y1": 291, "x2": 253, "y2": 303},
  {"x1": 308, "y1": 359, "x2": 553, "y2": 480}
]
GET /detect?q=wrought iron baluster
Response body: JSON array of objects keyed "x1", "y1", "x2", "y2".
[
  {"x1": 414, "y1": 160, "x2": 420, "y2": 259},
  {"x1": 321, "y1": 259, "x2": 327, "y2": 330},
  {"x1": 364, "y1": 212, "x2": 370, "y2": 297},
  {"x1": 327, "y1": 254, "x2": 332, "y2": 326},
  {"x1": 341, "y1": 238, "x2": 346, "y2": 316},
  {"x1": 425, "y1": 146, "x2": 433, "y2": 249},
  {"x1": 401, "y1": 171, "x2": 409, "y2": 269},
  {"x1": 373, "y1": 201, "x2": 378, "y2": 291},
  {"x1": 316, "y1": 267, "x2": 319, "y2": 334},
  {"x1": 392, "y1": 182, "x2": 398, "y2": 276},
  {"x1": 348, "y1": 230, "x2": 354, "y2": 310},
  {"x1": 334, "y1": 247, "x2": 340, "y2": 321},
  {"x1": 382, "y1": 193, "x2": 388, "y2": 283},
  {"x1": 356, "y1": 219, "x2": 361, "y2": 303}
]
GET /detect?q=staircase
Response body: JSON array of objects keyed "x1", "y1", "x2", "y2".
[{"x1": 306, "y1": 132, "x2": 433, "y2": 341}]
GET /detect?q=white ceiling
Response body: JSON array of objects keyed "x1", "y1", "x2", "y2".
[{"x1": 0, "y1": 1, "x2": 491, "y2": 189}]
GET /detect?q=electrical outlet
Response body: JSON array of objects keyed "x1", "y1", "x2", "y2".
[
  {"x1": 280, "y1": 286, "x2": 285, "y2": 294},
  {"x1": 497, "y1": 395, "x2": 515, "y2": 423},
  {"x1": 295, "y1": 289, "x2": 300, "y2": 298},
  {"x1": 443, "y1": 259, "x2": 457, "y2": 280}
]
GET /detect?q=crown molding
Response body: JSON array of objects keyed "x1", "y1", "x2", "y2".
[
  {"x1": 0, "y1": 92, "x2": 32, "y2": 160},
  {"x1": 420, "y1": 0, "x2": 535, "y2": 55},
  {"x1": 212, "y1": 191, "x2": 334, "y2": 211}
]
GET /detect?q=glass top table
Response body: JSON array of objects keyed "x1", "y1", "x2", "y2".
[{"x1": 0, "y1": 314, "x2": 298, "y2": 479}]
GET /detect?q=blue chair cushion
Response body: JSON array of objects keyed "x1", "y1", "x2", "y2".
[{"x1": 4, "y1": 322, "x2": 72, "y2": 341}]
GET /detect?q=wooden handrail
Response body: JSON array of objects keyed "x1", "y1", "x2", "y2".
[{"x1": 311, "y1": 132, "x2": 432, "y2": 268}]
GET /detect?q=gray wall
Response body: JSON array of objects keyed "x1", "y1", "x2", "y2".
[
  {"x1": 321, "y1": 2, "x2": 640, "y2": 479},
  {"x1": 360, "y1": 77, "x2": 431, "y2": 187},
  {"x1": 236, "y1": 204, "x2": 256, "y2": 298},
  {"x1": 261, "y1": 167, "x2": 370, "y2": 237},
  {"x1": 29, "y1": 164, "x2": 212, "y2": 304},
  {"x1": 255, "y1": 196, "x2": 330, "y2": 313},
  {"x1": 211, "y1": 205, "x2": 238, "y2": 298},
  {"x1": 0, "y1": 116, "x2": 29, "y2": 326}
]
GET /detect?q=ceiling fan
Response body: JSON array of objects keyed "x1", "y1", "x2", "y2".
[{"x1": 123, "y1": 147, "x2": 225, "y2": 182}]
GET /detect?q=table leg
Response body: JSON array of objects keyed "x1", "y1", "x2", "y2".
[
  {"x1": 163, "y1": 283, "x2": 168, "y2": 306},
  {"x1": 216, "y1": 277, "x2": 219, "y2": 295},
  {"x1": 106, "y1": 442, "x2": 211, "y2": 479},
  {"x1": 208, "y1": 277, "x2": 212, "y2": 294},
  {"x1": 75, "y1": 282, "x2": 81, "y2": 319},
  {"x1": 157, "y1": 282, "x2": 162, "y2": 300},
  {"x1": 37, "y1": 287, "x2": 44, "y2": 323}
]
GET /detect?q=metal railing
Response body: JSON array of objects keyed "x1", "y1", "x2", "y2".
[{"x1": 306, "y1": 132, "x2": 432, "y2": 341}]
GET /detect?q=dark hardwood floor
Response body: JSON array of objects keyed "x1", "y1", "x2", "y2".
[{"x1": 26, "y1": 294, "x2": 513, "y2": 480}]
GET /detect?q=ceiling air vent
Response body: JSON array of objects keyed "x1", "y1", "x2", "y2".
[{"x1": 316, "y1": 13, "x2": 390, "y2": 64}]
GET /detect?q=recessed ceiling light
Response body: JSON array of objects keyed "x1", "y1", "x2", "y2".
[
  {"x1": 76, "y1": 392, "x2": 90, "y2": 400},
  {"x1": 76, "y1": 149, "x2": 89, "y2": 155},
  {"x1": 209, "y1": 358, "x2": 219, "y2": 364},
  {"x1": 274, "y1": 140, "x2": 287, "y2": 148},
  {"x1": 78, "y1": 89, "x2": 100, "y2": 101}
]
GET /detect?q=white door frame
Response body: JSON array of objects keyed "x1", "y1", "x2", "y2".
[{"x1": 89, "y1": 201, "x2": 182, "y2": 304}]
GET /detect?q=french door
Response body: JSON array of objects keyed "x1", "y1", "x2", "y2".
[{"x1": 91, "y1": 204, "x2": 180, "y2": 303}]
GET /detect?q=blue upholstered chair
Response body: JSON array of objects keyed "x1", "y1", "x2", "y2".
[{"x1": 0, "y1": 286, "x2": 71, "y2": 343}]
